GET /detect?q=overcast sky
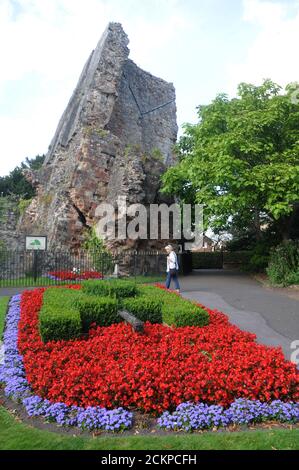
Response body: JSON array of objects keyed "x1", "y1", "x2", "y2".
[{"x1": 0, "y1": 0, "x2": 299, "y2": 176}]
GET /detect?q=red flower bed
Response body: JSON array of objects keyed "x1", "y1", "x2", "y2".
[
  {"x1": 48, "y1": 270, "x2": 103, "y2": 280},
  {"x1": 18, "y1": 288, "x2": 299, "y2": 414}
]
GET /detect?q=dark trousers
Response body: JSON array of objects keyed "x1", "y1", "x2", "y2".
[{"x1": 165, "y1": 270, "x2": 180, "y2": 290}]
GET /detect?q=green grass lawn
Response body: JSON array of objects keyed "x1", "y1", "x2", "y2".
[
  {"x1": 1, "y1": 289, "x2": 298, "y2": 451},
  {"x1": 0, "y1": 407, "x2": 298, "y2": 450},
  {"x1": 0, "y1": 295, "x2": 9, "y2": 338},
  {"x1": 0, "y1": 275, "x2": 164, "y2": 288}
]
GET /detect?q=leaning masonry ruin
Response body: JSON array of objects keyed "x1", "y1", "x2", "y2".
[{"x1": 17, "y1": 23, "x2": 178, "y2": 268}]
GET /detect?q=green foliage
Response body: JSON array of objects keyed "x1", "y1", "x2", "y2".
[
  {"x1": 267, "y1": 240, "x2": 299, "y2": 286},
  {"x1": 18, "y1": 198, "x2": 32, "y2": 215},
  {"x1": 82, "y1": 279, "x2": 138, "y2": 299},
  {"x1": 39, "y1": 288, "x2": 82, "y2": 342},
  {"x1": 75, "y1": 295, "x2": 120, "y2": 331},
  {"x1": 170, "y1": 303, "x2": 209, "y2": 327},
  {"x1": 0, "y1": 155, "x2": 45, "y2": 199},
  {"x1": 122, "y1": 296, "x2": 163, "y2": 323},
  {"x1": 242, "y1": 243, "x2": 270, "y2": 273},
  {"x1": 284, "y1": 270, "x2": 299, "y2": 285},
  {"x1": 0, "y1": 296, "x2": 9, "y2": 339},
  {"x1": 39, "y1": 282, "x2": 210, "y2": 342},
  {"x1": 151, "y1": 148, "x2": 164, "y2": 162},
  {"x1": 162, "y1": 80, "x2": 299, "y2": 241},
  {"x1": 1, "y1": 404, "x2": 299, "y2": 450},
  {"x1": 83, "y1": 227, "x2": 114, "y2": 274},
  {"x1": 139, "y1": 285, "x2": 209, "y2": 327}
]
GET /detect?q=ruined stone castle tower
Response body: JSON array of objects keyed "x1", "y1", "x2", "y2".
[{"x1": 20, "y1": 22, "x2": 178, "y2": 251}]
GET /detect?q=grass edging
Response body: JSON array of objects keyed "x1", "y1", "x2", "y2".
[
  {"x1": 0, "y1": 295, "x2": 9, "y2": 338},
  {"x1": 0, "y1": 406, "x2": 298, "y2": 450}
]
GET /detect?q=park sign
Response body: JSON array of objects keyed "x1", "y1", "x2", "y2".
[{"x1": 25, "y1": 236, "x2": 47, "y2": 251}]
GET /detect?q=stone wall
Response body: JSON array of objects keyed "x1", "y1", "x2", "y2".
[
  {"x1": 0, "y1": 197, "x2": 20, "y2": 250},
  {"x1": 18, "y1": 22, "x2": 178, "y2": 256}
]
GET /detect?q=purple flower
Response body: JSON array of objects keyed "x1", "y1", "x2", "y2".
[
  {"x1": 1, "y1": 294, "x2": 133, "y2": 432},
  {"x1": 158, "y1": 399, "x2": 299, "y2": 431}
]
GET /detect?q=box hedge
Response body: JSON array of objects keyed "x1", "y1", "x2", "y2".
[
  {"x1": 139, "y1": 285, "x2": 209, "y2": 327},
  {"x1": 82, "y1": 279, "x2": 138, "y2": 299},
  {"x1": 75, "y1": 295, "x2": 120, "y2": 331},
  {"x1": 39, "y1": 282, "x2": 210, "y2": 343},
  {"x1": 39, "y1": 288, "x2": 82, "y2": 342},
  {"x1": 122, "y1": 296, "x2": 162, "y2": 323}
]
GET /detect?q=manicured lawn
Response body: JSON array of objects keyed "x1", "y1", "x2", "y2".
[
  {"x1": 0, "y1": 406, "x2": 298, "y2": 450},
  {"x1": 1, "y1": 287, "x2": 298, "y2": 451},
  {"x1": 0, "y1": 277, "x2": 73, "y2": 288},
  {"x1": 0, "y1": 275, "x2": 164, "y2": 288},
  {"x1": 0, "y1": 295, "x2": 9, "y2": 338}
]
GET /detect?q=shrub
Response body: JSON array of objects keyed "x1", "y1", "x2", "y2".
[
  {"x1": 82, "y1": 279, "x2": 138, "y2": 299},
  {"x1": 39, "y1": 288, "x2": 82, "y2": 342},
  {"x1": 139, "y1": 285, "x2": 209, "y2": 327},
  {"x1": 75, "y1": 295, "x2": 120, "y2": 331},
  {"x1": 267, "y1": 241, "x2": 299, "y2": 286},
  {"x1": 285, "y1": 269, "x2": 299, "y2": 286},
  {"x1": 122, "y1": 296, "x2": 162, "y2": 323}
]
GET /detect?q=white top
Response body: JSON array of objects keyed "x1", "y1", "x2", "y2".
[{"x1": 166, "y1": 251, "x2": 179, "y2": 272}]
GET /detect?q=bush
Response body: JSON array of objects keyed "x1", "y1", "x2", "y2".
[
  {"x1": 82, "y1": 279, "x2": 138, "y2": 299},
  {"x1": 267, "y1": 241, "x2": 299, "y2": 286},
  {"x1": 122, "y1": 296, "x2": 162, "y2": 323},
  {"x1": 39, "y1": 288, "x2": 82, "y2": 342},
  {"x1": 170, "y1": 303, "x2": 209, "y2": 327},
  {"x1": 75, "y1": 295, "x2": 120, "y2": 331},
  {"x1": 139, "y1": 285, "x2": 209, "y2": 327},
  {"x1": 285, "y1": 269, "x2": 299, "y2": 286}
]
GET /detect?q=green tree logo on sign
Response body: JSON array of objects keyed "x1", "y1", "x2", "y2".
[{"x1": 30, "y1": 239, "x2": 41, "y2": 247}]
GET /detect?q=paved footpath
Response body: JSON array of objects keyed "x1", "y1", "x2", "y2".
[
  {"x1": 1, "y1": 271, "x2": 299, "y2": 361},
  {"x1": 179, "y1": 270, "x2": 299, "y2": 361}
]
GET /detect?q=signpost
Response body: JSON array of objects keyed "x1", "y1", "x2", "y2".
[
  {"x1": 25, "y1": 236, "x2": 47, "y2": 281},
  {"x1": 25, "y1": 236, "x2": 47, "y2": 251}
]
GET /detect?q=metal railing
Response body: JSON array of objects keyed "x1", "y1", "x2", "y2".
[{"x1": 0, "y1": 250, "x2": 170, "y2": 287}]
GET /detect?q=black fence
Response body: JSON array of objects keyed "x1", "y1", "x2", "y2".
[
  {"x1": 0, "y1": 249, "x2": 250, "y2": 288},
  {"x1": 0, "y1": 250, "x2": 193, "y2": 287}
]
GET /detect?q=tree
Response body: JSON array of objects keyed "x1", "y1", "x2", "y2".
[
  {"x1": 162, "y1": 80, "x2": 299, "y2": 242},
  {"x1": 0, "y1": 154, "x2": 45, "y2": 199}
]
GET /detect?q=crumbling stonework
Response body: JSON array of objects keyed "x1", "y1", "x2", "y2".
[
  {"x1": 0, "y1": 197, "x2": 20, "y2": 250},
  {"x1": 19, "y1": 22, "x2": 178, "y2": 252}
]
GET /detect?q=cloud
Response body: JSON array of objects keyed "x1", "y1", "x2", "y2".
[
  {"x1": 0, "y1": 0, "x2": 191, "y2": 176},
  {"x1": 227, "y1": 0, "x2": 299, "y2": 96}
]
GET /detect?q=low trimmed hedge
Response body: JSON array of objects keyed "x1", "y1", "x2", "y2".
[
  {"x1": 75, "y1": 295, "x2": 120, "y2": 331},
  {"x1": 82, "y1": 279, "x2": 138, "y2": 299},
  {"x1": 39, "y1": 282, "x2": 210, "y2": 343},
  {"x1": 39, "y1": 288, "x2": 82, "y2": 342},
  {"x1": 122, "y1": 296, "x2": 162, "y2": 324},
  {"x1": 139, "y1": 286, "x2": 209, "y2": 327}
]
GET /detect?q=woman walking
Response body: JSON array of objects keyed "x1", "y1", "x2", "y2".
[{"x1": 165, "y1": 245, "x2": 180, "y2": 292}]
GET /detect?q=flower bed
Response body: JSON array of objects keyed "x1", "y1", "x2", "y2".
[
  {"x1": 15, "y1": 288, "x2": 299, "y2": 415},
  {"x1": 46, "y1": 270, "x2": 103, "y2": 281},
  {"x1": 0, "y1": 295, "x2": 133, "y2": 431},
  {"x1": 0, "y1": 286, "x2": 298, "y2": 433},
  {"x1": 158, "y1": 399, "x2": 299, "y2": 431}
]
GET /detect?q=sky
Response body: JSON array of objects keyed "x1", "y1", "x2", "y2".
[{"x1": 0, "y1": 0, "x2": 299, "y2": 176}]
